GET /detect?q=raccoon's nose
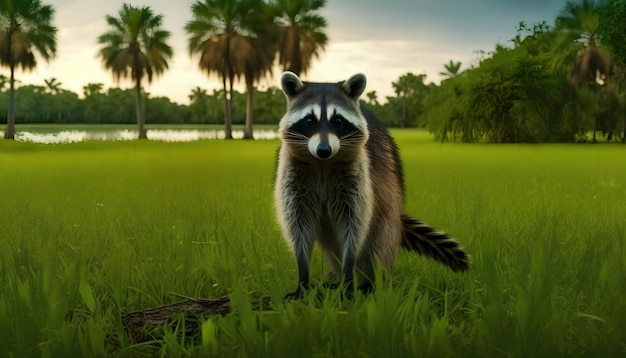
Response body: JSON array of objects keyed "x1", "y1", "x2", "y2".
[{"x1": 316, "y1": 144, "x2": 332, "y2": 159}]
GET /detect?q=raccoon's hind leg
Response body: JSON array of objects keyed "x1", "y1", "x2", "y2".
[{"x1": 354, "y1": 215, "x2": 403, "y2": 294}]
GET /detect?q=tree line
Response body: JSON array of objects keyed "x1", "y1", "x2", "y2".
[
  {"x1": 0, "y1": 78, "x2": 287, "y2": 125},
  {"x1": 380, "y1": 0, "x2": 626, "y2": 143},
  {"x1": 3, "y1": 0, "x2": 626, "y2": 143},
  {"x1": 0, "y1": 75, "x2": 415, "y2": 128}
]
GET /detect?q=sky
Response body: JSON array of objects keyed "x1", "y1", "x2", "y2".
[{"x1": 17, "y1": 0, "x2": 569, "y2": 105}]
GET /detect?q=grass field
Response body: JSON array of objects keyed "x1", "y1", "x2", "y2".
[{"x1": 0, "y1": 130, "x2": 625, "y2": 357}]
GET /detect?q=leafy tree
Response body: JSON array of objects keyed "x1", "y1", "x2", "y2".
[
  {"x1": 0, "y1": 0, "x2": 57, "y2": 139},
  {"x1": 13, "y1": 85, "x2": 48, "y2": 123},
  {"x1": 426, "y1": 24, "x2": 586, "y2": 143},
  {"x1": 98, "y1": 4, "x2": 173, "y2": 139},
  {"x1": 188, "y1": 86, "x2": 226, "y2": 124},
  {"x1": 101, "y1": 87, "x2": 138, "y2": 124},
  {"x1": 274, "y1": 0, "x2": 328, "y2": 75},
  {"x1": 252, "y1": 86, "x2": 284, "y2": 124},
  {"x1": 598, "y1": 0, "x2": 626, "y2": 66},
  {"x1": 52, "y1": 90, "x2": 81, "y2": 122},
  {"x1": 391, "y1": 73, "x2": 431, "y2": 128},
  {"x1": 598, "y1": 0, "x2": 626, "y2": 141},
  {"x1": 145, "y1": 96, "x2": 190, "y2": 124},
  {"x1": 188, "y1": 86, "x2": 209, "y2": 123},
  {"x1": 82, "y1": 83, "x2": 106, "y2": 123}
]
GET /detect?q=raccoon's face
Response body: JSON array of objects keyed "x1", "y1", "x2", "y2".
[{"x1": 278, "y1": 72, "x2": 369, "y2": 160}]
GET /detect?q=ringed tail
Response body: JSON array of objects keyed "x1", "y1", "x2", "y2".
[{"x1": 400, "y1": 214, "x2": 471, "y2": 272}]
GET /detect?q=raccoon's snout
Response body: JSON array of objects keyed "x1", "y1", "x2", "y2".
[
  {"x1": 308, "y1": 133, "x2": 339, "y2": 160},
  {"x1": 316, "y1": 144, "x2": 332, "y2": 159}
]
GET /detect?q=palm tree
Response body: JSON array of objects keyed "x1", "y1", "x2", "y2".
[
  {"x1": 365, "y1": 90, "x2": 379, "y2": 106},
  {"x1": 188, "y1": 86, "x2": 209, "y2": 123},
  {"x1": 557, "y1": 0, "x2": 610, "y2": 87},
  {"x1": 82, "y1": 82, "x2": 104, "y2": 97},
  {"x1": 186, "y1": 0, "x2": 243, "y2": 140},
  {"x1": 189, "y1": 86, "x2": 208, "y2": 103},
  {"x1": 557, "y1": 0, "x2": 612, "y2": 141},
  {"x1": 186, "y1": 0, "x2": 274, "y2": 139},
  {"x1": 439, "y1": 60, "x2": 462, "y2": 80},
  {"x1": 98, "y1": 4, "x2": 173, "y2": 139},
  {"x1": 239, "y1": 2, "x2": 277, "y2": 139},
  {"x1": 274, "y1": 0, "x2": 328, "y2": 76},
  {"x1": 43, "y1": 77, "x2": 62, "y2": 94},
  {"x1": 0, "y1": 0, "x2": 57, "y2": 140},
  {"x1": 392, "y1": 76, "x2": 410, "y2": 128}
]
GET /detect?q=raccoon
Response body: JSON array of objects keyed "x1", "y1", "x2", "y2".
[{"x1": 274, "y1": 71, "x2": 470, "y2": 296}]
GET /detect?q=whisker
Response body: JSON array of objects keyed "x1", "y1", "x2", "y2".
[
  {"x1": 283, "y1": 141, "x2": 308, "y2": 146},
  {"x1": 339, "y1": 130, "x2": 362, "y2": 141},
  {"x1": 286, "y1": 131, "x2": 309, "y2": 141}
]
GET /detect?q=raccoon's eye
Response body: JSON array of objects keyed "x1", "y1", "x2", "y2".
[
  {"x1": 303, "y1": 113, "x2": 316, "y2": 126},
  {"x1": 332, "y1": 115, "x2": 345, "y2": 128}
]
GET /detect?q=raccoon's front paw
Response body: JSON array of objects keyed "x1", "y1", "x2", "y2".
[
  {"x1": 320, "y1": 280, "x2": 373, "y2": 298},
  {"x1": 321, "y1": 282, "x2": 341, "y2": 290},
  {"x1": 357, "y1": 282, "x2": 374, "y2": 296},
  {"x1": 283, "y1": 283, "x2": 310, "y2": 300}
]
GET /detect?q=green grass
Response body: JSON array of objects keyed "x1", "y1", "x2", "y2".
[{"x1": 0, "y1": 132, "x2": 625, "y2": 357}]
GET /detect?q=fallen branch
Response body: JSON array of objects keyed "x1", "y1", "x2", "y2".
[{"x1": 122, "y1": 295, "x2": 271, "y2": 343}]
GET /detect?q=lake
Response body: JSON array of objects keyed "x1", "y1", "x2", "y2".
[{"x1": 13, "y1": 129, "x2": 279, "y2": 144}]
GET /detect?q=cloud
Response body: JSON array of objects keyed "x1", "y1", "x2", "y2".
[
  {"x1": 307, "y1": 39, "x2": 476, "y2": 99},
  {"x1": 10, "y1": 0, "x2": 568, "y2": 105}
]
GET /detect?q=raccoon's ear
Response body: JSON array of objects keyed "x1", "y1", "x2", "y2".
[
  {"x1": 281, "y1": 71, "x2": 304, "y2": 97},
  {"x1": 341, "y1": 73, "x2": 367, "y2": 100}
]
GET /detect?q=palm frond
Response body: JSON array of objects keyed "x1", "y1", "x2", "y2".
[
  {"x1": 0, "y1": 0, "x2": 57, "y2": 71},
  {"x1": 275, "y1": 0, "x2": 328, "y2": 74},
  {"x1": 97, "y1": 4, "x2": 172, "y2": 84}
]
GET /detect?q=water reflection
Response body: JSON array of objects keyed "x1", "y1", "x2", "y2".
[{"x1": 15, "y1": 129, "x2": 278, "y2": 144}]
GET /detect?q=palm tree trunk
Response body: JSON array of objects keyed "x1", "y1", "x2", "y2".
[
  {"x1": 221, "y1": 76, "x2": 229, "y2": 136},
  {"x1": 225, "y1": 73, "x2": 236, "y2": 140},
  {"x1": 221, "y1": 75, "x2": 233, "y2": 140},
  {"x1": 244, "y1": 79, "x2": 254, "y2": 140},
  {"x1": 288, "y1": 25, "x2": 302, "y2": 75},
  {"x1": 222, "y1": 34, "x2": 234, "y2": 140},
  {"x1": 4, "y1": 64, "x2": 16, "y2": 140},
  {"x1": 135, "y1": 77, "x2": 147, "y2": 139}
]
